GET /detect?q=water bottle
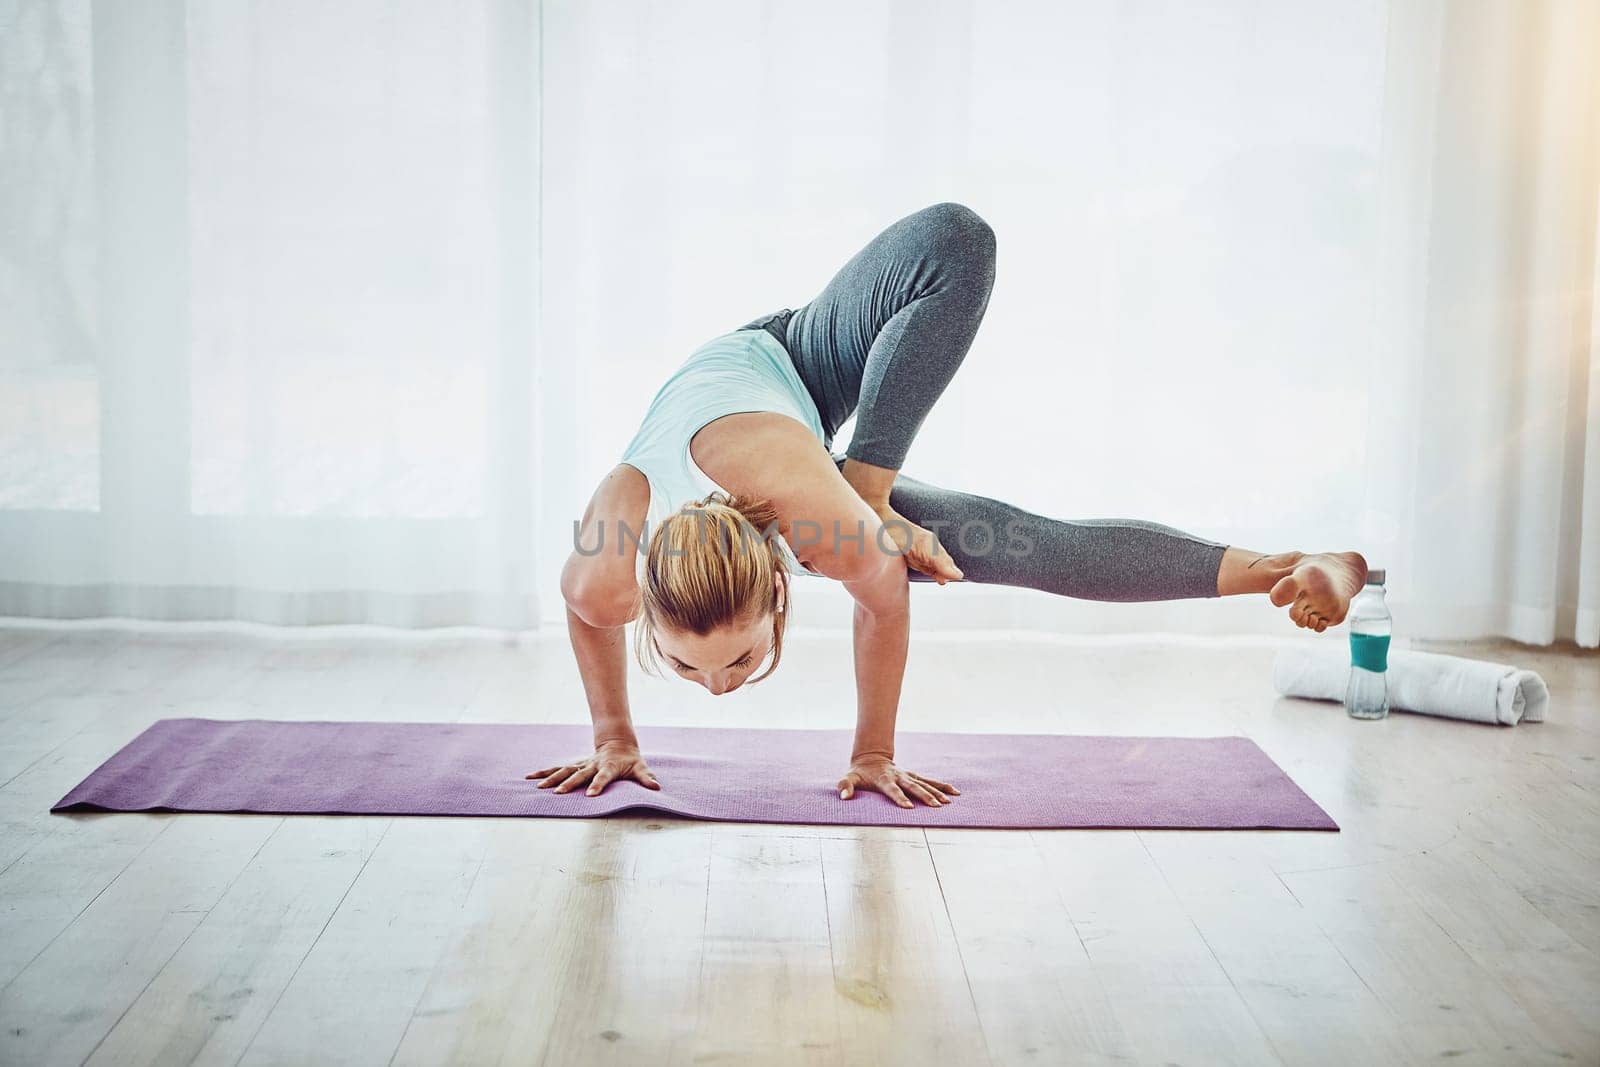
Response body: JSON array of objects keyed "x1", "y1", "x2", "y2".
[{"x1": 1345, "y1": 567, "x2": 1391, "y2": 720}]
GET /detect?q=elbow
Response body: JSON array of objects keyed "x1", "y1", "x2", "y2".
[
  {"x1": 562, "y1": 560, "x2": 639, "y2": 629},
  {"x1": 844, "y1": 546, "x2": 910, "y2": 619},
  {"x1": 566, "y1": 582, "x2": 639, "y2": 630}
]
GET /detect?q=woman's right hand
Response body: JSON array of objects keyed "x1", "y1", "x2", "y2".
[{"x1": 526, "y1": 739, "x2": 661, "y2": 796}]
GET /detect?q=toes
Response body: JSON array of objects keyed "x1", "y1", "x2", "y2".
[
  {"x1": 1269, "y1": 574, "x2": 1300, "y2": 608},
  {"x1": 1293, "y1": 596, "x2": 1330, "y2": 629}
]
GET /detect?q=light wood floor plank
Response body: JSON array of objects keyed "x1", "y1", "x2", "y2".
[
  {"x1": 927, "y1": 830, "x2": 1134, "y2": 1064},
  {"x1": 819, "y1": 835, "x2": 990, "y2": 1064},
  {"x1": 1387, "y1": 843, "x2": 1600, "y2": 1055},
  {"x1": 0, "y1": 627, "x2": 1588, "y2": 1064},
  {"x1": 81, "y1": 816, "x2": 391, "y2": 1067},
  {"x1": 507, "y1": 817, "x2": 714, "y2": 1066},
  {"x1": 683, "y1": 828, "x2": 838, "y2": 1063},
  {"x1": 232, "y1": 816, "x2": 484, "y2": 1066},
  {"x1": 0, "y1": 813, "x2": 281, "y2": 1064},
  {"x1": 386, "y1": 818, "x2": 609, "y2": 1065},
  {"x1": 1032, "y1": 830, "x2": 1284, "y2": 1065},
  {"x1": 1279, "y1": 861, "x2": 1566, "y2": 1062},
  {"x1": 1140, "y1": 829, "x2": 1415, "y2": 1064},
  {"x1": 0, "y1": 630, "x2": 66, "y2": 676},
  {"x1": 0, "y1": 629, "x2": 129, "y2": 722}
]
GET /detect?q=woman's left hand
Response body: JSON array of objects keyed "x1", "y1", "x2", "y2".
[{"x1": 837, "y1": 757, "x2": 960, "y2": 808}]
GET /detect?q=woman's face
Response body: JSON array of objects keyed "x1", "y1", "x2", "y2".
[{"x1": 654, "y1": 614, "x2": 775, "y2": 695}]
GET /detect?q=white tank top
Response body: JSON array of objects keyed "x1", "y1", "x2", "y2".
[{"x1": 619, "y1": 328, "x2": 828, "y2": 586}]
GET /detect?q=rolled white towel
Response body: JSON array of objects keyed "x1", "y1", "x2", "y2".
[{"x1": 1271, "y1": 645, "x2": 1549, "y2": 726}]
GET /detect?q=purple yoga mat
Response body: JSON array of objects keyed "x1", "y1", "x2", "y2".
[{"x1": 51, "y1": 719, "x2": 1337, "y2": 830}]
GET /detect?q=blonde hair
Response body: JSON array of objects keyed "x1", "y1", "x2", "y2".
[{"x1": 632, "y1": 490, "x2": 790, "y2": 683}]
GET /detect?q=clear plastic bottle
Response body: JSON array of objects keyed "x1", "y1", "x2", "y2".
[{"x1": 1344, "y1": 567, "x2": 1391, "y2": 720}]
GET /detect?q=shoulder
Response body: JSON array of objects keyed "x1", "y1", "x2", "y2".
[
  {"x1": 561, "y1": 463, "x2": 650, "y2": 626},
  {"x1": 692, "y1": 414, "x2": 887, "y2": 584}
]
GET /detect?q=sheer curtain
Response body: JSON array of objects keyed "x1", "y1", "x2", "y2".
[
  {"x1": 2, "y1": 0, "x2": 1595, "y2": 646},
  {"x1": 2, "y1": 0, "x2": 541, "y2": 629}
]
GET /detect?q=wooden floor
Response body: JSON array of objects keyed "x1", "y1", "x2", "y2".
[{"x1": 0, "y1": 625, "x2": 1593, "y2": 1066}]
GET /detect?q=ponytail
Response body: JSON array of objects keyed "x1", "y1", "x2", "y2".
[{"x1": 631, "y1": 490, "x2": 790, "y2": 683}]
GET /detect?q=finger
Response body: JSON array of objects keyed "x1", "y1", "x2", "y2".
[
  {"x1": 838, "y1": 773, "x2": 859, "y2": 800},
  {"x1": 910, "y1": 552, "x2": 945, "y2": 586},
  {"x1": 911, "y1": 549, "x2": 946, "y2": 585},
  {"x1": 917, "y1": 550, "x2": 962, "y2": 586},
  {"x1": 556, "y1": 764, "x2": 597, "y2": 794},
  {"x1": 555, "y1": 764, "x2": 598, "y2": 794},
  {"x1": 878, "y1": 519, "x2": 912, "y2": 557},
  {"x1": 915, "y1": 771, "x2": 960, "y2": 796},
  {"x1": 901, "y1": 776, "x2": 946, "y2": 806},
  {"x1": 525, "y1": 766, "x2": 557, "y2": 780},
  {"x1": 536, "y1": 765, "x2": 580, "y2": 789},
  {"x1": 922, "y1": 536, "x2": 955, "y2": 567},
  {"x1": 881, "y1": 778, "x2": 914, "y2": 809},
  {"x1": 632, "y1": 765, "x2": 662, "y2": 790},
  {"x1": 910, "y1": 772, "x2": 959, "y2": 796},
  {"x1": 901, "y1": 778, "x2": 944, "y2": 807},
  {"x1": 934, "y1": 543, "x2": 964, "y2": 581},
  {"x1": 586, "y1": 765, "x2": 617, "y2": 796}
]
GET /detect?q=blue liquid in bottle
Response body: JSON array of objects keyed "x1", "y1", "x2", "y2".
[{"x1": 1344, "y1": 568, "x2": 1391, "y2": 720}]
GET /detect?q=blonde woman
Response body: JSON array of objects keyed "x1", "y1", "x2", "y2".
[{"x1": 530, "y1": 203, "x2": 1367, "y2": 808}]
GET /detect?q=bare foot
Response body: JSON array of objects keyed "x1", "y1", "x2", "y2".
[{"x1": 1268, "y1": 551, "x2": 1368, "y2": 632}]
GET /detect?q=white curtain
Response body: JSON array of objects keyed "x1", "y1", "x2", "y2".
[{"x1": 2, "y1": 0, "x2": 1596, "y2": 646}]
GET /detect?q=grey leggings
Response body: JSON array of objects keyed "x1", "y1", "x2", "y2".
[{"x1": 737, "y1": 202, "x2": 1229, "y2": 601}]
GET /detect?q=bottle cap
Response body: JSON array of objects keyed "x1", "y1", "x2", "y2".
[{"x1": 1365, "y1": 567, "x2": 1386, "y2": 585}]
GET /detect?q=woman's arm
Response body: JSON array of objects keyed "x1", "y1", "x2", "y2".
[
  {"x1": 529, "y1": 596, "x2": 660, "y2": 796},
  {"x1": 841, "y1": 456, "x2": 963, "y2": 584},
  {"x1": 560, "y1": 464, "x2": 648, "y2": 744},
  {"x1": 527, "y1": 466, "x2": 661, "y2": 796},
  {"x1": 698, "y1": 416, "x2": 957, "y2": 808},
  {"x1": 833, "y1": 532, "x2": 955, "y2": 807},
  {"x1": 563, "y1": 598, "x2": 641, "y2": 750},
  {"x1": 842, "y1": 549, "x2": 909, "y2": 763}
]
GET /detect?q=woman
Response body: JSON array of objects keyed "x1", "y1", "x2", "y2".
[{"x1": 529, "y1": 202, "x2": 1367, "y2": 809}]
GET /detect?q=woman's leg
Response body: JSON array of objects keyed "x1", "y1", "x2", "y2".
[
  {"x1": 774, "y1": 203, "x2": 1224, "y2": 602},
  {"x1": 763, "y1": 202, "x2": 1366, "y2": 621},
  {"x1": 776, "y1": 202, "x2": 997, "y2": 469},
  {"x1": 868, "y1": 464, "x2": 1231, "y2": 601},
  {"x1": 857, "y1": 461, "x2": 1369, "y2": 629}
]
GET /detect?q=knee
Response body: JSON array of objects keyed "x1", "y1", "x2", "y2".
[{"x1": 919, "y1": 201, "x2": 996, "y2": 279}]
